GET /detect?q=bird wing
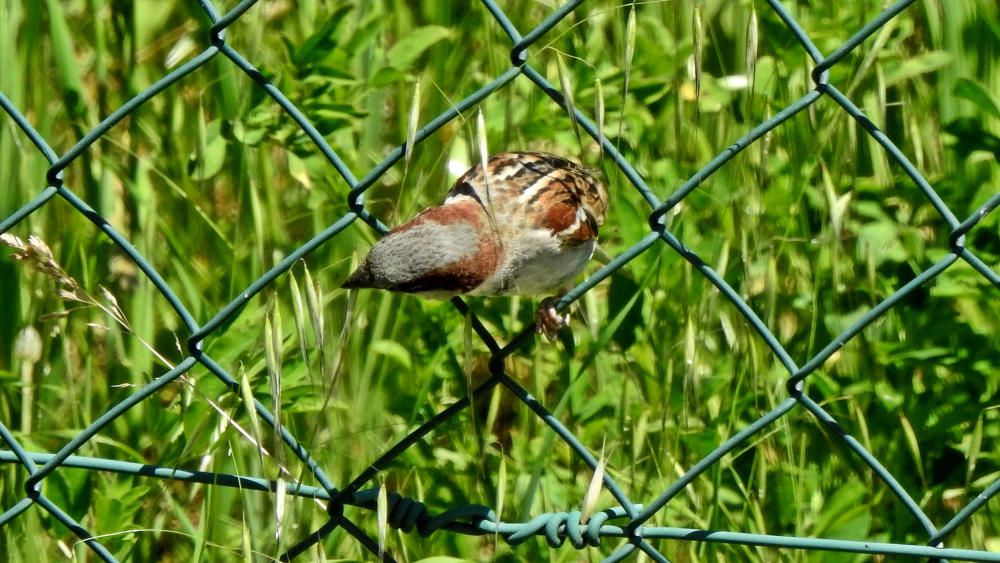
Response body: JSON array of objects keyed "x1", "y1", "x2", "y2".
[{"x1": 445, "y1": 152, "x2": 607, "y2": 246}]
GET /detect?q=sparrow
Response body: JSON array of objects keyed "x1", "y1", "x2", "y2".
[{"x1": 342, "y1": 151, "x2": 609, "y2": 340}]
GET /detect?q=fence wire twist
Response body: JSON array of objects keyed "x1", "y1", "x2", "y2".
[{"x1": 2, "y1": 0, "x2": 1000, "y2": 561}]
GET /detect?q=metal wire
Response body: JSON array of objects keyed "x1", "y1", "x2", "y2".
[{"x1": 2, "y1": 1, "x2": 999, "y2": 561}]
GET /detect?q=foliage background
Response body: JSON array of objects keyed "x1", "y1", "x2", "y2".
[{"x1": 1, "y1": 0, "x2": 999, "y2": 561}]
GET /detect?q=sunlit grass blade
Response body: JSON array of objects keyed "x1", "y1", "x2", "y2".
[
  {"x1": 596, "y1": 78, "x2": 605, "y2": 156},
  {"x1": 303, "y1": 263, "x2": 326, "y2": 372},
  {"x1": 289, "y1": 268, "x2": 312, "y2": 376},
  {"x1": 265, "y1": 305, "x2": 285, "y2": 460},
  {"x1": 377, "y1": 481, "x2": 388, "y2": 560},
  {"x1": 43, "y1": 0, "x2": 85, "y2": 119},
  {"x1": 406, "y1": 76, "x2": 422, "y2": 163},
  {"x1": 692, "y1": 3, "x2": 704, "y2": 109},
  {"x1": 746, "y1": 7, "x2": 759, "y2": 88},
  {"x1": 580, "y1": 443, "x2": 606, "y2": 524},
  {"x1": 275, "y1": 476, "x2": 286, "y2": 544},
  {"x1": 899, "y1": 413, "x2": 926, "y2": 488},
  {"x1": 476, "y1": 106, "x2": 497, "y2": 227},
  {"x1": 239, "y1": 364, "x2": 265, "y2": 469},
  {"x1": 14, "y1": 325, "x2": 41, "y2": 434},
  {"x1": 241, "y1": 510, "x2": 253, "y2": 563},
  {"x1": 496, "y1": 455, "x2": 507, "y2": 547},
  {"x1": 557, "y1": 53, "x2": 582, "y2": 149},
  {"x1": 967, "y1": 414, "x2": 984, "y2": 487},
  {"x1": 476, "y1": 106, "x2": 489, "y2": 173},
  {"x1": 619, "y1": 2, "x2": 636, "y2": 144},
  {"x1": 624, "y1": 3, "x2": 636, "y2": 89}
]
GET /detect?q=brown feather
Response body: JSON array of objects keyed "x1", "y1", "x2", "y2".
[{"x1": 342, "y1": 199, "x2": 501, "y2": 296}]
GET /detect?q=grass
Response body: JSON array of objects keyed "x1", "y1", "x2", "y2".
[{"x1": 2, "y1": 0, "x2": 1000, "y2": 561}]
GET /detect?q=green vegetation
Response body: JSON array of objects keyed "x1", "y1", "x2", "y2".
[{"x1": 2, "y1": 1, "x2": 999, "y2": 561}]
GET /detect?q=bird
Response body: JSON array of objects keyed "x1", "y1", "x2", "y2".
[{"x1": 342, "y1": 151, "x2": 609, "y2": 340}]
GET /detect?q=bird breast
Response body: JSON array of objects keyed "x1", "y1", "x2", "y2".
[{"x1": 472, "y1": 227, "x2": 596, "y2": 296}]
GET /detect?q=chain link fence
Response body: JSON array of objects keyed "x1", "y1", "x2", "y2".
[{"x1": 2, "y1": 0, "x2": 1000, "y2": 561}]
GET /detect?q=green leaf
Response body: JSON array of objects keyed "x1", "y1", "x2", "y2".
[
  {"x1": 954, "y1": 77, "x2": 1000, "y2": 119},
  {"x1": 92, "y1": 481, "x2": 150, "y2": 534},
  {"x1": 44, "y1": 0, "x2": 86, "y2": 117},
  {"x1": 884, "y1": 51, "x2": 953, "y2": 86},
  {"x1": 857, "y1": 221, "x2": 907, "y2": 264},
  {"x1": 231, "y1": 118, "x2": 268, "y2": 146},
  {"x1": 44, "y1": 470, "x2": 92, "y2": 523},
  {"x1": 813, "y1": 482, "x2": 870, "y2": 538},
  {"x1": 188, "y1": 121, "x2": 228, "y2": 182},
  {"x1": 290, "y1": 5, "x2": 355, "y2": 66},
  {"x1": 387, "y1": 26, "x2": 454, "y2": 69},
  {"x1": 370, "y1": 66, "x2": 408, "y2": 88},
  {"x1": 899, "y1": 413, "x2": 926, "y2": 486},
  {"x1": 370, "y1": 339, "x2": 413, "y2": 370},
  {"x1": 966, "y1": 414, "x2": 984, "y2": 486}
]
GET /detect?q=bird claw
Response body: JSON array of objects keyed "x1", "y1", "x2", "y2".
[{"x1": 536, "y1": 297, "x2": 570, "y2": 341}]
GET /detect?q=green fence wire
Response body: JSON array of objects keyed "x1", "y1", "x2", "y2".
[{"x1": 2, "y1": 0, "x2": 999, "y2": 561}]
